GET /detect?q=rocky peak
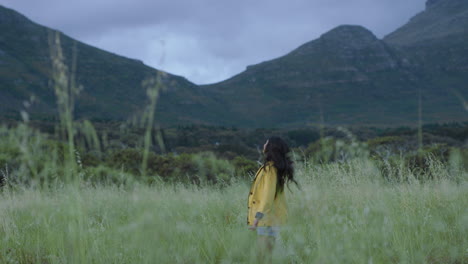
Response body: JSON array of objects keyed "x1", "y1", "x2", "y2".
[
  {"x1": 319, "y1": 25, "x2": 379, "y2": 49},
  {"x1": 321, "y1": 25, "x2": 376, "y2": 38},
  {"x1": 283, "y1": 24, "x2": 398, "y2": 73},
  {"x1": 287, "y1": 25, "x2": 383, "y2": 59}
]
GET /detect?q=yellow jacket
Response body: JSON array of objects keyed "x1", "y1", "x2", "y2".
[{"x1": 247, "y1": 162, "x2": 287, "y2": 227}]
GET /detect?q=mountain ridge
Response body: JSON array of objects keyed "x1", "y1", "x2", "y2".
[
  {"x1": 0, "y1": 4, "x2": 225, "y2": 125},
  {"x1": 1, "y1": 2, "x2": 467, "y2": 128},
  {"x1": 200, "y1": 3, "x2": 467, "y2": 126}
]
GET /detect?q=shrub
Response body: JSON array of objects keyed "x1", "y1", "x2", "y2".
[
  {"x1": 191, "y1": 152, "x2": 235, "y2": 185},
  {"x1": 232, "y1": 156, "x2": 258, "y2": 179},
  {"x1": 105, "y1": 148, "x2": 144, "y2": 176},
  {"x1": 83, "y1": 165, "x2": 137, "y2": 186},
  {"x1": 304, "y1": 136, "x2": 368, "y2": 164}
]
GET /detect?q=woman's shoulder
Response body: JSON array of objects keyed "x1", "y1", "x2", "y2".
[{"x1": 263, "y1": 161, "x2": 277, "y2": 172}]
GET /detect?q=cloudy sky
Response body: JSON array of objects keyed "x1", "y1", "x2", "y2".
[{"x1": 2, "y1": 0, "x2": 426, "y2": 84}]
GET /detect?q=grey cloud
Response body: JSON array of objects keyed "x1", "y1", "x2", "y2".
[{"x1": 2, "y1": 0, "x2": 426, "y2": 84}]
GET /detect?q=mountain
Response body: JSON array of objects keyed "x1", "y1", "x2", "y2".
[
  {"x1": 0, "y1": 5, "x2": 221, "y2": 125},
  {"x1": 202, "y1": 26, "x2": 416, "y2": 127},
  {"x1": 1, "y1": 1, "x2": 467, "y2": 128},
  {"x1": 201, "y1": 0, "x2": 468, "y2": 127}
]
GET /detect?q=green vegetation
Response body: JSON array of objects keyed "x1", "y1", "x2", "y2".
[
  {"x1": 1, "y1": 102, "x2": 466, "y2": 264},
  {"x1": 0, "y1": 116, "x2": 467, "y2": 264},
  {"x1": 1, "y1": 121, "x2": 466, "y2": 186},
  {"x1": 0, "y1": 156, "x2": 467, "y2": 263}
]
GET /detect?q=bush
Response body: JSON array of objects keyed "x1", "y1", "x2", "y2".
[
  {"x1": 83, "y1": 165, "x2": 137, "y2": 186},
  {"x1": 191, "y1": 152, "x2": 235, "y2": 185},
  {"x1": 304, "y1": 136, "x2": 369, "y2": 164},
  {"x1": 105, "y1": 148, "x2": 144, "y2": 176},
  {"x1": 403, "y1": 144, "x2": 450, "y2": 179},
  {"x1": 232, "y1": 156, "x2": 258, "y2": 179},
  {"x1": 100, "y1": 151, "x2": 240, "y2": 186}
]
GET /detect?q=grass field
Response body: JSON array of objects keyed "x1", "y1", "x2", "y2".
[{"x1": 1, "y1": 160, "x2": 467, "y2": 264}]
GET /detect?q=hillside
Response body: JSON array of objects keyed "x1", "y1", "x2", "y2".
[
  {"x1": 0, "y1": 5, "x2": 222, "y2": 125},
  {"x1": 383, "y1": 0, "x2": 468, "y2": 122},
  {"x1": 201, "y1": 0, "x2": 468, "y2": 127},
  {"x1": 0, "y1": 0, "x2": 467, "y2": 128},
  {"x1": 384, "y1": 0, "x2": 468, "y2": 46}
]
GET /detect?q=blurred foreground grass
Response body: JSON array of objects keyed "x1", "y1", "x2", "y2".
[{"x1": 1, "y1": 162, "x2": 467, "y2": 264}]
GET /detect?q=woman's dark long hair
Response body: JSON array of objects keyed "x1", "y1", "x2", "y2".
[{"x1": 263, "y1": 136, "x2": 297, "y2": 194}]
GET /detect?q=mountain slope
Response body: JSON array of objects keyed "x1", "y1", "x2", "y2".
[
  {"x1": 0, "y1": 5, "x2": 222, "y2": 125},
  {"x1": 1, "y1": 1, "x2": 467, "y2": 128},
  {"x1": 384, "y1": 0, "x2": 468, "y2": 46},
  {"x1": 202, "y1": 25, "x2": 462, "y2": 127},
  {"x1": 201, "y1": 0, "x2": 468, "y2": 127},
  {"x1": 383, "y1": 0, "x2": 468, "y2": 123}
]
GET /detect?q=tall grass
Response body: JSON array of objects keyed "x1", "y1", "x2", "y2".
[
  {"x1": 0, "y1": 161, "x2": 466, "y2": 263},
  {"x1": 48, "y1": 30, "x2": 80, "y2": 181},
  {"x1": 140, "y1": 73, "x2": 166, "y2": 176}
]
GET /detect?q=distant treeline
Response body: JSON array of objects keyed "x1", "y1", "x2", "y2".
[
  {"x1": 0, "y1": 120, "x2": 466, "y2": 186},
  {"x1": 24, "y1": 120, "x2": 468, "y2": 157}
]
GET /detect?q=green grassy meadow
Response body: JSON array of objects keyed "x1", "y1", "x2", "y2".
[{"x1": 1, "y1": 159, "x2": 467, "y2": 264}]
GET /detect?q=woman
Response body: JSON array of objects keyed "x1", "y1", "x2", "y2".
[{"x1": 247, "y1": 136, "x2": 297, "y2": 262}]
